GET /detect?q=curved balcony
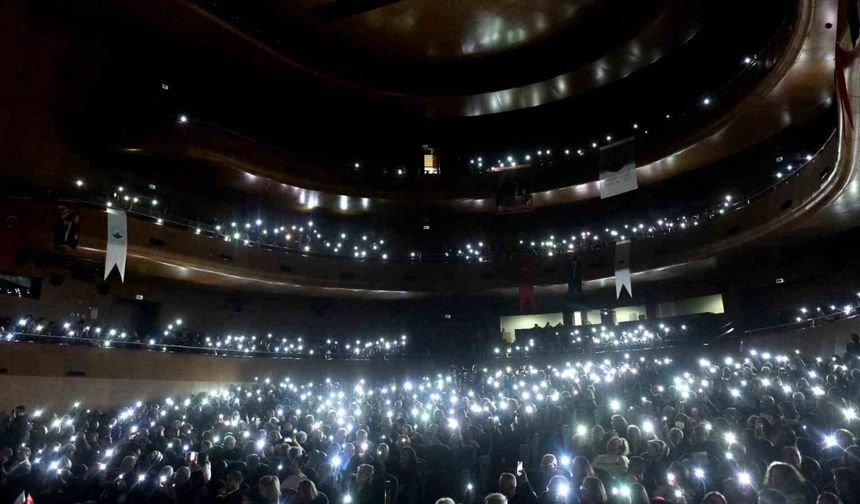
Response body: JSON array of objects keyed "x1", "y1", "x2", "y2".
[{"x1": 1, "y1": 115, "x2": 849, "y2": 298}]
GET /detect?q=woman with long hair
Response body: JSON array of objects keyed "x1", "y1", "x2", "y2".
[
  {"x1": 579, "y1": 476, "x2": 608, "y2": 504},
  {"x1": 569, "y1": 456, "x2": 594, "y2": 500},
  {"x1": 763, "y1": 462, "x2": 816, "y2": 504},
  {"x1": 395, "y1": 446, "x2": 421, "y2": 504},
  {"x1": 258, "y1": 475, "x2": 282, "y2": 504},
  {"x1": 295, "y1": 480, "x2": 329, "y2": 504}
]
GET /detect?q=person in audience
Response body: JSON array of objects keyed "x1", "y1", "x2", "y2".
[
  {"x1": 296, "y1": 479, "x2": 328, "y2": 504},
  {"x1": 498, "y1": 472, "x2": 537, "y2": 504},
  {"x1": 846, "y1": 334, "x2": 860, "y2": 360},
  {"x1": 0, "y1": 345, "x2": 858, "y2": 504},
  {"x1": 258, "y1": 474, "x2": 282, "y2": 504},
  {"x1": 591, "y1": 437, "x2": 629, "y2": 477}
]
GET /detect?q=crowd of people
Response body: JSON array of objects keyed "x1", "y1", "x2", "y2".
[
  {"x1": 1, "y1": 341, "x2": 860, "y2": 504},
  {"x1": 0, "y1": 315, "x2": 408, "y2": 361},
  {"x1": 498, "y1": 324, "x2": 683, "y2": 357},
  {"x1": 1, "y1": 313, "x2": 715, "y2": 363}
]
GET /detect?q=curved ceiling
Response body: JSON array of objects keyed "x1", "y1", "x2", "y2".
[
  {"x1": 179, "y1": 0, "x2": 700, "y2": 115},
  {"x1": 105, "y1": 0, "x2": 828, "y2": 216}
]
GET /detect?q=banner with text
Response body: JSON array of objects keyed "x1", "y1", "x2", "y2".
[
  {"x1": 599, "y1": 138, "x2": 637, "y2": 199},
  {"x1": 615, "y1": 240, "x2": 632, "y2": 299}
]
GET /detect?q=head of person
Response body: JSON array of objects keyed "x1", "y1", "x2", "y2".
[
  {"x1": 834, "y1": 429, "x2": 854, "y2": 450},
  {"x1": 15, "y1": 447, "x2": 30, "y2": 462},
  {"x1": 158, "y1": 466, "x2": 174, "y2": 485},
  {"x1": 647, "y1": 440, "x2": 668, "y2": 460},
  {"x1": 816, "y1": 492, "x2": 843, "y2": 504},
  {"x1": 484, "y1": 493, "x2": 507, "y2": 504},
  {"x1": 498, "y1": 473, "x2": 517, "y2": 498},
  {"x1": 400, "y1": 446, "x2": 418, "y2": 468},
  {"x1": 626, "y1": 425, "x2": 641, "y2": 448},
  {"x1": 579, "y1": 476, "x2": 608, "y2": 504},
  {"x1": 258, "y1": 474, "x2": 281, "y2": 502},
  {"x1": 222, "y1": 435, "x2": 236, "y2": 450},
  {"x1": 377, "y1": 442, "x2": 389, "y2": 462},
  {"x1": 763, "y1": 462, "x2": 806, "y2": 494},
  {"x1": 120, "y1": 455, "x2": 137, "y2": 473},
  {"x1": 611, "y1": 415, "x2": 628, "y2": 434},
  {"x1": 852, "y1": 333, "x2": 859, "y2": 343},
  {"x1": 701, "y1": 492, "x2": 728, "y2": 504},
  {"x1": 175, "y1": 466, "x2": 191, "y2": 487},
  {"x1": 606, "y1": 436, "x2": 629, "y2": 457},
  {"x1": 692, "y1": 424, "x2": 709, "y2": 444},
  {"x1": 780, "y1": 446, "x2": 802, "y2": 469},
  {"x1": 295, "y1": 479, "x2": 318, "y2": 504},
  {"x1": 343, "y1": 443, "x2": 355, "y2": 459},
  {"x1": 356, "y1": 464, "x2": 374, "y2": 485},
  {"x1": 540, "y1": 454, "x2": 558, "y2": 475},
  {"x1": 224, "y1": 470, "x2": 243, "y2": 492},
  {"x1": 571, "y1": 456, "x2": 594, "y2": 483}
]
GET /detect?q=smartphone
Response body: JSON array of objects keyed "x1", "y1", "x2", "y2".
[{"x1": 516, "y1": 461, "x2": 523, "y2": 476}]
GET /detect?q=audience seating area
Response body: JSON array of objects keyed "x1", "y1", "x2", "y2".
[{"x1": 1, "y1": 339, "x2": 859, "y2": 504}]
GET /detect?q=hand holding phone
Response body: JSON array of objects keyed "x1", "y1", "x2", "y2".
[{"x1": 516, "y1": 461, "x2": 524, "y2": 476}]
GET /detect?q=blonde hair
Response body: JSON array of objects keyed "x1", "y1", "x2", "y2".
[
  {"x1": 259, "y1": 475, "x2": 281, "y2": 502},
  {"x1": 296, "y1": 479, "x2": 319, "y2": 504},
  {"x1": 607, "y1": 436, "x2": 630, "y2": 456}
]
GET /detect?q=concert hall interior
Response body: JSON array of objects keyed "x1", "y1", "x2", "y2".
[{"x1": 2, "y1": 1, "x2": 860, "y2": 503}]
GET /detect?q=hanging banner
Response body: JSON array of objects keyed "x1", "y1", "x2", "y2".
[
  {"x1": 615, "y1": 240, "x2": 632, "y2": 299},
  {"x1": 567, "y1": 257, "x2": 583, "y2": 301},
  {"x1": 599, "y1": 138, "x2": 637, "y2": 199},
  {"x1": 104, "y1": 209, "x2": 128, "y2": 282}
]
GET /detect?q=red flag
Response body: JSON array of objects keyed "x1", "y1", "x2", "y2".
[{"x1": 518, "y1": 263, "x2": 536, "y2": 312}]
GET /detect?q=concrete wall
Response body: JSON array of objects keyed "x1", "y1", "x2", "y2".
[
  {"x1": 0, "y1": 341, "x2": 448, "y2": 410},
  {"x1": 737, "y1": 316, "x2": 860, "y2": 357}
]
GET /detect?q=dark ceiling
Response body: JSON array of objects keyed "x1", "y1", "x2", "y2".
[{"x1": 27, "y1": 0, "x2": 792, "y2": 177}]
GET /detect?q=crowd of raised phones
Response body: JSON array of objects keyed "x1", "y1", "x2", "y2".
[
  {"x1": 1, "y1": 314, "x2": 701, "y2": 361},
  {"x1": 1, "y1": 342, "x2": 860, "y2": 504},
  {"x1": 0, "y1": 316, "x2": 407, "y2": 360}
]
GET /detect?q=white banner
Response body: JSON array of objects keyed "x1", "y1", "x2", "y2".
[
  {"x1": 104, "y1": 209, "x2": 128, "y2": 282},
  {"x1": 615, "y1": 240, "x2": 632, "y2": 299},
  {"x1": 599, "y1": 138, "x2": 638, "y2": 199}
]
